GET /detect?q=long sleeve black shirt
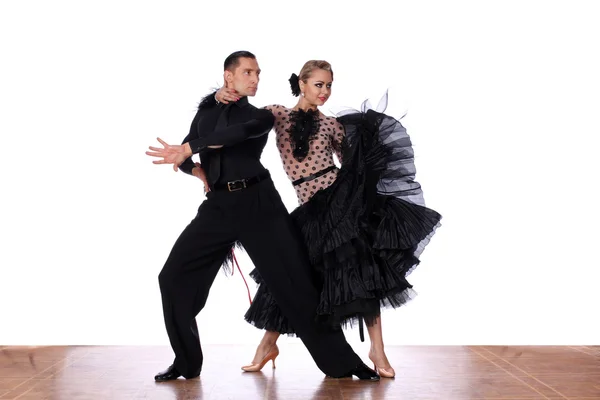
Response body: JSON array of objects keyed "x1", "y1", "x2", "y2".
[{"x1": 178, "y1": 94, "x2": 275, "y2": 185}]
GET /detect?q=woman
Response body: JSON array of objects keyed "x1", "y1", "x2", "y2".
[{"x1": 215, "y1": 60, "x2": 441, "y2": 378}]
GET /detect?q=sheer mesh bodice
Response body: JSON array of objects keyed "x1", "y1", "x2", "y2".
[{"x1": 265, "y1": 105, "x2": 345, "y2": 204}]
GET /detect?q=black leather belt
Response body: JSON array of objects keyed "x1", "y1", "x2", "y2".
[
  {"x1": 292, "y1": 165, "x2": 338, "y2": 186},
  {"x1": 212, "y1": 171, "x2": 270, "y2": 192}
]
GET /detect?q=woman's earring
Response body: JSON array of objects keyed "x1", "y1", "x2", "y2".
[{"x1": 301, "y1": 92, "x2": 305, "y2": 97}]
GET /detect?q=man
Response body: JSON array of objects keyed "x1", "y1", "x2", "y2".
[{"x1": 146, "y1": 51, "x2": 379, "y2": 381}]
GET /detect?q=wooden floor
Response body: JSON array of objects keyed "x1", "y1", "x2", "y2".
[{"x1": 0, "y1": 345, "x2": 599, "y2": 399}]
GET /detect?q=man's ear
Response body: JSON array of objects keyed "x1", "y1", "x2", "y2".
[{"x1": 224, "y1": 70, "x2": 233, "y2": 88}]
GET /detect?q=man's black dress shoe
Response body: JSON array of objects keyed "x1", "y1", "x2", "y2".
[
  {"x1": 154, "y1": 364, "x2": 200, "y2": 381},
  {"x1": 332, "y1": 363, "x2": 381, "y2": 381},
  {"x1": 154, "y1": 364, "x2": 191, "y2": 381}
]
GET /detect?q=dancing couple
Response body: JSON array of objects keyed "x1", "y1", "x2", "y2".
[{"x1": 146, "y1": 50, "x2": 441, "y2": 381}]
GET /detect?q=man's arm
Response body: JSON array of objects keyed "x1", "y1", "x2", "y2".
[
  {"x1": 146, "y1": 94, "x2": 274, "y2": 171},
  {"x1": 177, "y1": 92, "x2": 221, "y2": 173},
  {"x1": 177, "y1": 110, "x2": 202, "y2": 175},
  {"x1": 186, "y1": 109, "x2": 275, "y2": 154}
]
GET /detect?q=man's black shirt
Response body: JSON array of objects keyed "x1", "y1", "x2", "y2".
[{"x1": 179, "y1": 94, "x2": 275, "y2": 186}]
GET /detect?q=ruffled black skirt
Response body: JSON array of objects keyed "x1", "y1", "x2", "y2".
[{"x1": 244, "y1": 107, "x2": 442, "y2": 335}]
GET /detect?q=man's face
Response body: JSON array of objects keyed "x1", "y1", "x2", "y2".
[{"x1": 224, "y1": 57, "x2": 261, "y2": 97}]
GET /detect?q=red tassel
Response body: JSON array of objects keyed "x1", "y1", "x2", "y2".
[{"x1": 231, "y1": 249, "x2": 252, "y2": 305}]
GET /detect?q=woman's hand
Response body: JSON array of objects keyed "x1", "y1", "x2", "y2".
[
  {"x1": 216, "y1": 87, "x2": 240, "y2": 104},
  {"x1": 193, "y1": 162, "x2": 210, "y2": 193}
]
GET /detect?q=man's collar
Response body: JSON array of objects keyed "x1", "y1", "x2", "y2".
[
  {"x1": 218, "y1": 95, "x2": 249, "y2": 109},
  {"x1": 233, "y1": 96, "x2": 249, "y2": 108}
]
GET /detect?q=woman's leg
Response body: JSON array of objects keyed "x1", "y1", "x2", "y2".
[
  {"x1": 366, "y1": 316, "x2": 396, "y2": 378},
  {"x1": 248, "y1": 330, "x2": 281, "y2": 365}
]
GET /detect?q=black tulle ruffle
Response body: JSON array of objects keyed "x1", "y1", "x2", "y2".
[{"x1": 243, "y1": 269, "x2": 297, "y2": 334}]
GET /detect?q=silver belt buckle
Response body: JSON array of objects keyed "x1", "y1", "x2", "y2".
[{"x1": 227, "y1": 179, "x2": 247, "y2": 192}]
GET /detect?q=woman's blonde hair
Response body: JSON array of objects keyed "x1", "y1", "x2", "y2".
[{"x1": 298, "y1": 60, "x2": 334, "y2": 82}]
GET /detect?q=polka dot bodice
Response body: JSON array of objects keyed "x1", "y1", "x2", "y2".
[{"x1": 265, "y1": 104, "x2": 345, "y2": 204}]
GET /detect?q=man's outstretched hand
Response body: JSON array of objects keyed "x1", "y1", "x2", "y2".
[{"x1": 146, "y1": 138, "x2": 193, "y2": 171}]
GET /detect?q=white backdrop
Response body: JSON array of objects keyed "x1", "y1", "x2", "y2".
[{"x1": 1, "y1": 1, "x2": 599, "y2": 347}]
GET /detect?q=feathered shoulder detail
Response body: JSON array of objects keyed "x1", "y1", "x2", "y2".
[{"x1": 197, "y1": 90, "x2": 218, "y2": 111}]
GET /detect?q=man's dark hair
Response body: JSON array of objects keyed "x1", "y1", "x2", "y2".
[{"x1": 224, "y1": 51, "x2": 256, "y2": 72}]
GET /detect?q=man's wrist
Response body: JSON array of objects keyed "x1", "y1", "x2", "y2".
[{"x1": 183, "y1": 142, "x2": 193, "y2": 157}]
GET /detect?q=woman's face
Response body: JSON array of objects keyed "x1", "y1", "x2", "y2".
[{"x1": 300, "y1": 69, "x2": 333, "y2": 106}]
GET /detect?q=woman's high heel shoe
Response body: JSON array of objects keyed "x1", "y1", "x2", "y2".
[
  {"x1": 373, "y1": 363, "x2": 396, "y2": 378},
  {"x1": 369, "y1": 352, "x2": 396, "y2": 378},
  {"x1": 241, "y1": 344, "x2": 279, "y2": 372}
]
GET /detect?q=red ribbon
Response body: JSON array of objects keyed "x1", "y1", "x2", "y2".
[{"x1": 231, "y1": 249, "x2": 252, "y2": 305}]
